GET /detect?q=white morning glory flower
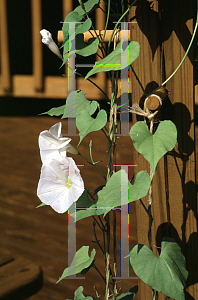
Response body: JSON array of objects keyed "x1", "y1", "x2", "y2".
[
  {"x1": 37, "y1": 155, "x2": 84, "y2": 213},
  {"x1": 40, "y1": 29, "x2": 63, "y2": 60},
  {"x1": 39, "y1": 122, "x2": 78, "y2": 163}
]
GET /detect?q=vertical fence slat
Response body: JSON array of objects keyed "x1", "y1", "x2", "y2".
[
  {"x1": 31, "y1": 0, "x2": 43, "y2": 92},
  {"x1": 162, "y1": 1, "x2": 198, "y2": 298},
  {"x1": 130, "y1": 1, "x2": 198, "y2": 299},
  {"x1": 129, "y1": 1, "x2": 163, "y2": 298},
  {"x1": 0, "y1": 0, "x2": 11, "y2": 93}
]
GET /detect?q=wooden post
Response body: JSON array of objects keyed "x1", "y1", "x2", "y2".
[
  {"x1": 31, "y1": 0, "x2": 43, "y2": 92},
  {"x1": 0, "y1": 0, "x2": 11, "y2": 93},
  {"x1": 129, "y1": 1, "x2": 197, "y2": 299}
]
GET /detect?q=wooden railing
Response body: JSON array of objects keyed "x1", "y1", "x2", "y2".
[
  {"x1": 0, "y1": 0, "x2": 197, "y2": 103},
  {"x1": 0, "y1": 0, "x2": 111, "y2": 100}
]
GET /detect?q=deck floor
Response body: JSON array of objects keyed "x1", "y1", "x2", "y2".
[{"x1": 0, "y1": 116, "x2": 139, "y2": 300}]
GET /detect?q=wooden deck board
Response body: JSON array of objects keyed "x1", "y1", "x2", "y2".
[{"x1": 0, "y1": 116, "x2": 138, "y2": 300}]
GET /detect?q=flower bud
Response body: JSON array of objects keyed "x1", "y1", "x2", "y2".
[{"x1": 40, "y1": 29, "x2": 62, "y2": 60}]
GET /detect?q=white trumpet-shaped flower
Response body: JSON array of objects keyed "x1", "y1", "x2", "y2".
[
  {"x1": 37, "y1": 155, "x2": 84, "y2": 213},
  {"x1": 39, "y1": 122, "x2": 78, "y2": 163},
  {"x1": 40, "y1": 29, "x2": 63, "y2": 60}
]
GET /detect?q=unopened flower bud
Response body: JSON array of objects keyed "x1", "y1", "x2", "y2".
[{"x1": 40, "y1": 29, "x2": 62, "y2": 60}]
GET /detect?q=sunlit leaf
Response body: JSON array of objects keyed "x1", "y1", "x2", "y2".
[
  {"x1": 130, "y1": 237, "x2": 188, "y2": 300},
  {"x1": 130, "y1": 120, "x2": 177, "y2": 174},
  {"x1": 57, "y1": 246, "x2": 96, "y2": 283},
  {"x1": 39, "y1": 105, "x2": 65, "y2": 117},
  {"x1": 97, "y1": 170, "x2": 150, "y2": 216},
  {"x1": 84, "y1": 39, "x2": 140, "y2": 80},
  {"x1": 76, "y1": 109, "x2": 107, "y2": 145},
  {"x1": 62, "y1": 90, "x2": 98, "y2": 118}
]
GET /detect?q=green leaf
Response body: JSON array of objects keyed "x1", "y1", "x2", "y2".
[
  {"x1": 62, "y1": 18, "x2": 93, "y2": 52},
  {"x1": 62, "y1": 17, "x2": 98, "y2": 63},
  {"x1": 76, "y1": 35, "x2": 99, "y2": 57},
  {"x1": 67, "y1": 286, "x2": 93, "y2": 300},
  {"x1": 116, "y1": 286, "x2": 138, "y2": 300},
  {"x1": 39, "y1": 105, "x2": 65, "y2": 117},
  {"x1": 74, "y1": 0, "x2": 100, "y2": 18},
  {"x1": 62, "y1": 11, "x2": 81, "y2": 44},
  {"x1": 76, "y1": 109, "x2": 107, "y2": 145},
  {"x1": 62, "y1": 90, "x2": 98, "y2": 119},
  {"x1": 84, "y1": 39, "x2": 140, "y2": 81},
  {"x1": 57, "y1": 246, "x2": 96, "y2": 283},
  {"x1": 97, "y1": 170, "x2": 151, "y2": 216},
  {"x1": 129, "y1": 120, "x2": 177, "y2": 174},
  {"x1": 36, "y1": 202, "x2": 47, "y2": 208},
  {"x1": 69, "y1": 190, "x2": 104, "y2": 222},
  {"x1": 130, "y1": 237, "x2": 188, "y2": 300}
]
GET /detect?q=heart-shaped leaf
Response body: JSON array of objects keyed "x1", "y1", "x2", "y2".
[
  {"x1": 62, "y1": 90, "x2": 98, "y2": 118},
  {"x1": 97, "y1": 170, "x2": 151, "y2": 216},
  {"x1": 57, "y1": 246, "x2": 96, "y2": 283},
  {"x1": 130, "y1": 121, "x2": 177, "y2": 174},
  {"x1": 130, "y1": 237, "x2": 188, "y2": 300},
  {"x1": 76, "y1": 109, "x2": 107, "y2": 145}
]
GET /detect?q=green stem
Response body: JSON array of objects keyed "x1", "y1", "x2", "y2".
[
  {"x1": 101, "y1": 128, "x2": 110, "y2": 140},
  {"x1": 93, "y1": 264, "x2": 107, "y2": 284},
  {"x1": 150, "y1": 12, "x2": 198, "y2": 95},
  {"x1": 92, "y1": 215, "x2": 104, "y2": 231},
  {"x1": 107, "y1": 0, "x2": 139, "y2": 53},
  {"x1": 78, "y1": 152, "x2": 106, "y2": 181},
  {"x1": 101, "y1": 0, "x2": 111, "y2": 48},
  {"x1": 93, "y1": 219, "x2": 105, "y2": 254},
  {"x1": 130, "y1": 65, "x2": 147, "y2": 96},
  {"x1": 75, "y1": 71, "x2": 110, "y2": 101},
  {"x1": 82, "y1": 6, "x2": 106, "y2": 58}
]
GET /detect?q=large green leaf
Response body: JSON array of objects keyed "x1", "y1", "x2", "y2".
[
  {"x1": 130, "y1": 237, "x2": 188, "y2": 300},
  {"x1": 97, "y1": 170, "x2": 151, "y2": 216},
  {"x1": 67, "y1": 286, "x2": 93, "y2": 300},
  {"x1": 57, "y1": 246, "x2": 96, "y2": 283},
  {"x1": 76, "y1": 109, "x2": 107, "y2": 145},
  {"x1": 84, "y1": 39, "x2": 140, "y2": 80},
  {"x1": 69, "y1": 190, "x2": 104, "y2": 222},
  {"x1": 129, "y1": 121, "x2": 177, "y2": 174},
  {"x1": 62, "y1": 90, "x2": 98, "y2": 118}
]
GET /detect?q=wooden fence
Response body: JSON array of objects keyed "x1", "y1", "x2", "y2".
[{"x1": 129, "y1": 1, "x2": 198, "y2": 299}]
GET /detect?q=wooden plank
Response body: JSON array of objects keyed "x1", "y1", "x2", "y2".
[
  {"x1": 0, "y1": 256, "x2": 42, "y2": 299},
  {"x1": 130, "y1": 1, "x2": 197, "y2": 299},
  {"x1": 0, "y1": 116, "x2": 138, "y2": 300},
  {"x1": 129, "y1": 1, "x2": 162, "y2": 298},
  {"x1": 0, "y1": 0, "x2": 11, "y2": 94},
  {"x1": 31, "y1": 0, "x2": 43, "y2": 92},
  {"x1": 0, "y1": 75, "x2": 112, "y2": 100},
  {"x1": 0, "y1": 255, "x2": 14, "y2": 267}
]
